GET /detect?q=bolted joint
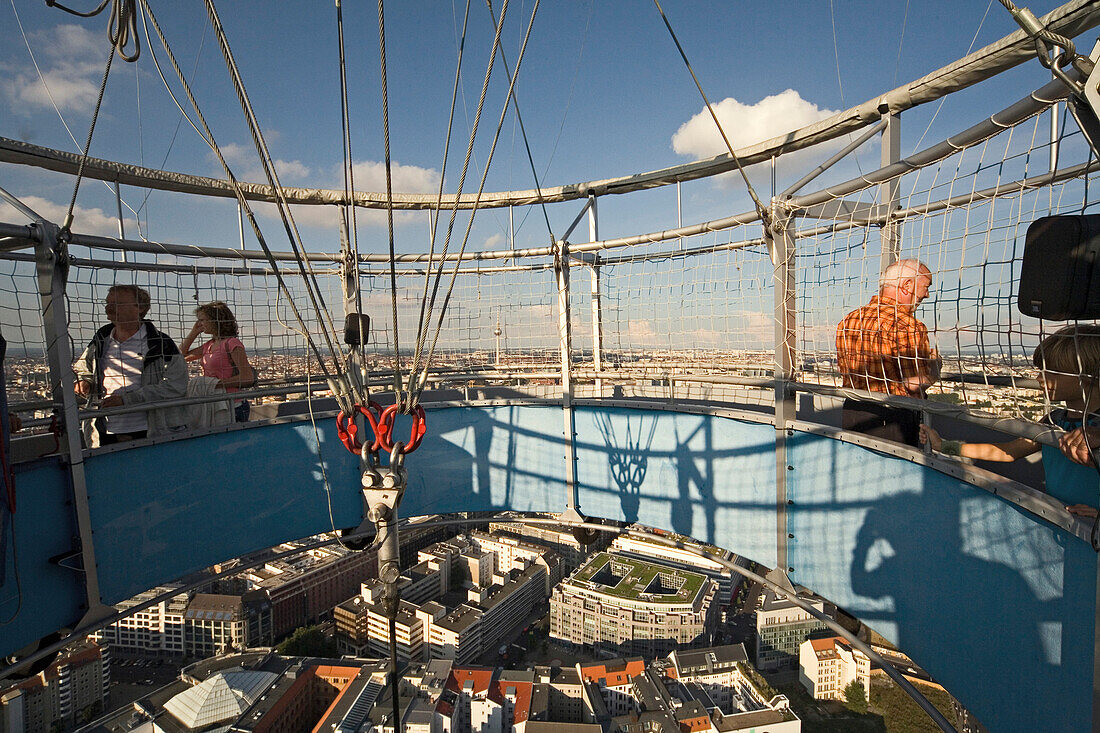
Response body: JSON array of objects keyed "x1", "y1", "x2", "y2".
[
  {"x1": 382, "y1": 466, "x2": 408, "y2": 491},
  {"x1": 367, "y1": 503, "x2": 391, "y2": 524},
  {"x1": 362, "y1": 468, "x2": 382, "y2": 489}
]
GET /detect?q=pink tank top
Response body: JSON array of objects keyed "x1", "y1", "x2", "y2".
[{"x1": 201, "y1": 337, "x2": 245, "y2": 393}]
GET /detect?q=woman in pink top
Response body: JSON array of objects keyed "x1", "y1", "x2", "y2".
[{"x1": 180, "y1": 301, "x2": 255, "y2": 422}]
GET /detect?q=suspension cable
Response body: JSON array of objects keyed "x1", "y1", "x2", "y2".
[
  {"x1": 484, "y1": 0, "x2": 557, "y2": 247},
  {"x1": 335, "y1": 0, "x2": 366, "y2": 404},
  {"x1": 405, "y1": 0, "x2": 511, "y2": 406},
  {"x1": 139, "y1": 0, "x2": 345, "y2": 403},
  {"x1": 46, "y1": 0, "x2": 140, "y2": 61},
  {"x1": 376, "y1": 0, "x2": 405, "y2": 409},
  {"x1": 199, "y1": 0, "x2": 350, "y2": 391},
  {"x1": 412, "y1": 0, "x2": 542, "y2": 409},
  {"x1": 996, "y1": 0, "x2": 1077, "y2": 55},
  {"x1": 410, "y1": 0, "x2": 472, "y2": 403},
  {"x1": 61, "y1": 45, "x2": 114, "y2": 236},
  {"x1": 14, "y1": 0, "x2": 146, "y2": 234},
  {"x1": 651, "y1": 0, "x2": 771, "y2": 229}
]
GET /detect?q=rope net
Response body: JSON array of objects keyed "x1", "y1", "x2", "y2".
[{"x1": 0, "y1": 64, "x2": 1098, "y2": 445}]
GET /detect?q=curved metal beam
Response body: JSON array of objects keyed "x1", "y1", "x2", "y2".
[{"x1": 0, "y1": 0, "x2": 1096, "y2": 211}]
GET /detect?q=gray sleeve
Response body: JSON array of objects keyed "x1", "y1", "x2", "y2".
[
  {"x1": 120, "y1": 353, "x2": 188, "y2": 405},
  {"x1": 74, "y1": 341, "x2": 95, "y2": 383}
]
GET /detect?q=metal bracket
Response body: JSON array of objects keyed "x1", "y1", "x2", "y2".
[
  {"x1": 363, "y1": 446, "x2": 406, "y2": 619},
  {"x1": 764, "y1": 566, "x2": 798, "y2": 596},
  {"x1": 1070, "y1": 40, "x2": 1100, "y2": 159}
]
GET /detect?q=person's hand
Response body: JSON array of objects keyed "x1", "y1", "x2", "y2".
[
  {"x1": 919, "y1": 424, "x2": 941, "y2": 451},
  {"x1": 100, "y1": 394, "x2": 124, "y2": 408},
  {"x1": 188, "y1": 320, "x2": 204, "y2": 336},
  {"x1": 1067, "y1": 503, "x2": 1099, "y2": 518},
  {"x1": 74, "y1": 379, "x2": 92, "y2": 397},
  {"x1": 1059, "y1": 426, "x2": 1100, "y2": 466}
]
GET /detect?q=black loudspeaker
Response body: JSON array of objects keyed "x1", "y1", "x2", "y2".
[
  {"x1": 1018, "y1": 215, "x2": 1100, "y2": 320},
  {"x1": 343, "y1": 313, "x2": 370, "y2": 347}
]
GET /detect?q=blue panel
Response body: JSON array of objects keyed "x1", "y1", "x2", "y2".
[
  {"x1": 399, "y1": 405, "x2": 780, "y2": 567},
  {"x1": 787, "y1": 432, "x2": 1096, "y2": 733},
  {"x1": 573, "y1": 406, "x2": 779, "y2": 568},
  {"x1": 0, "y1": 458, "x2": 83, "y2": 654},
  {"x1": 4, "y1": 404, "x2": 1094, "y2": 733},
  {"x1": 400, "y1": 404, "x2": 569, "y2": 516},
  {"x1": 85, "y1": 422, "x2": 363, "y2": 604}
]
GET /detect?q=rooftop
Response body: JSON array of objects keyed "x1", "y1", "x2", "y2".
[{"x1": 568, "y1": 552, "x2": 708, "y2": 604}]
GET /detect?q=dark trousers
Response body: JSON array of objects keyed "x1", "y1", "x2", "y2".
[{"x1": 842, "y1": 398, "x2": 920, "y2": 447}]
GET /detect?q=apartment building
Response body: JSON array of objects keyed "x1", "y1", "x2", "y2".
[
  {"x1": 611, "y1": 531, "x2": 744, "y2": 606},
  {"x1": 184, "y1": 594, "x2": 249, "y2": 658},
  {"x1": 92, "y1": 585, "x2": 188, "y2": 657},
  {"x1": 94, "y1": 587, "x2": 266, "y2": 659},
  {"x1": 488, "y1": 513, "x2": 611, "y2": 572},
  {"x1": 755, "y1": 588, "x2": 833, "y2": 672},
  {"x1": 798, "y1": 636, "x2": 871, "y2": 701},
  {"x1": 334, "y1": 581, "x2": 426, "y2": 662},
  {"x1": 550, "y1": 552, "x2": 718, "y2": 658},
  {"x1": 0, "y1": 641, "x2": 109, "y2": 733},
  {"x1": 241, "y1": 542, "x2": 377, "y2": 638}
]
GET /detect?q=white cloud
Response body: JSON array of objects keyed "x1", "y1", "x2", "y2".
[
  {"x1": 626, "y1": 319, "x2": 660, "y2": 343},
  {"x1": 0, "y1": 195, "x2": 135, "y2": 237},
  {"x1": 47, "y1": 24, "x2": 104, "y2": 60},
  {"x1": 482, "y1": 233, "x2": 504, "y2": 250},
  {"x1": 350, "y1": 161, "x2": 440, "y2": 195},
  {"x1": 216, "y1": 143, "x2": 312, "y2": 185},
  {"x1": 672, "y1": 89, "x2": 839, "y2": 160},
  {"x1": 209, "y1": 144, "x2": 442, "y2": 232},
  {"x1": 274, "y1": 159, "x2": 442, "y2": 231},
  {"x1": 3, "y1": 25, "x2": 106, "y2": 113}
]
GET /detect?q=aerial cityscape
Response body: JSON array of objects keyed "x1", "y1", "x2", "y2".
[
  {"x1": 1, "y1": 513, "x2": 976, "y2": 732},
  {"x1": 4, "y1": 0, "x2": 1100, "y2": 731}
]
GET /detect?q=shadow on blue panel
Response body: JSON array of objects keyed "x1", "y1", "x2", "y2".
[
  {"x1": 84, "y1": 419, "x2": 365, "y2": 605},
  {"x1": 0, "y1": 458, "x2": 83, "y2": 659},
  {"x1": 577, "y1": 407, "x2": 779, "y2": 567},
  {"x1": 786, "y1": 432, "x2": 1098, "y2": 733}
]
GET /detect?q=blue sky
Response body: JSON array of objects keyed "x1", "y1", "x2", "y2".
[
  {"x1": 0, "y1": 0, "x2": 1095, "y2": 361},
  {"x1": 0, "y1": 0, "x2": 1077, "y2": 253}
]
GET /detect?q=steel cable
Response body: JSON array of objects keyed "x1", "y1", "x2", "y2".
[
  {"x1": 413, "y1": 0, "x2": 542, "y2": 408},
  {"x1": 409, "y1": 0, "x2": 473, "y2": 401},
  {"x1": 139, "y1": 0, "x2": 345, "y2": 403},
  {"x1": 199, "y1": 0, "x2": 350, "y2": 396},
  {"x1": 405, "y1": 0, "x2": 512, "y2": 407},
  {"x1": 376, "y1": 0, "x2": 405, "y2": 408}
]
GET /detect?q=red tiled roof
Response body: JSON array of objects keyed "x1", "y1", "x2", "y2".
[
  {"x1": 489, "y1": 680, "x2": 533, "y2": 723},
  {"x1": 680, "y1": 715, "x2": 711, "y2": 732},
  {"x1": 580, "y1": 659, "x2": 645, "y2": 686},
  {"x1": 447, "y1": 666, "x2": 494, "y2": 695}
]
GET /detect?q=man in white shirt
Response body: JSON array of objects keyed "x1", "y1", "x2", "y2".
[{"x1": 75, "y1": 285, "x2": 188, "y2": 446}]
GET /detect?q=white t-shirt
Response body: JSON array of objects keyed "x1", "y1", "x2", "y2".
[{"x1": 102, "y1": 328, "x2": 148, "y2": 434}]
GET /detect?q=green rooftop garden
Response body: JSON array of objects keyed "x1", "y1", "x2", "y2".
[{"x1": 569, "y1": 552, "x2": 708, "y2": 603}]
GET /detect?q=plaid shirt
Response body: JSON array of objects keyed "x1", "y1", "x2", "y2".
[{"x1": 836, "y1": 294, "x2": 936, "y2": 396}]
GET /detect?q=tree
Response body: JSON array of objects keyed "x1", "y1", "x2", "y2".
[
  {"x1": 276, "y1": 626, "x2": 337, "y2": 658},
  {"x1": 844, "y1": 679, "x2": 868, "y2": 714}
]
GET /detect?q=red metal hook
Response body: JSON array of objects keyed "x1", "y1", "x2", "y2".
[
  {"x1": 336, "y1": 401, "x2": 383, "y2": 455},
  {"x1": 376, "y1": 404, "x2": 427, "y2": 454}
]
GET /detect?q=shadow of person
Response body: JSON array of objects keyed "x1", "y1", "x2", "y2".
[{"x1": 850, "y1": 490, "x2": 1056, "y2": 726}]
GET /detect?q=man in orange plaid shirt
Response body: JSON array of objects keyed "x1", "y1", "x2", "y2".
[{"x1": 836, "y1": 259, "x2": 941, "y2": 446}]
